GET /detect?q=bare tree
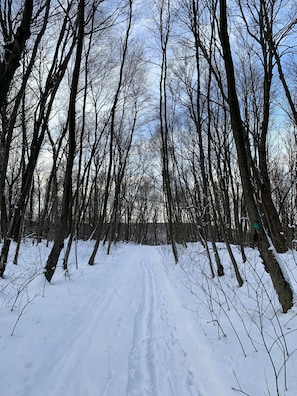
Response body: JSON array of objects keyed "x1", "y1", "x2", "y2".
[
  {"x1": 154, "y1": 0, "x2": 179, "y2": 262},
  {"x1": 88, "y1": 0, "x2": 135, "y2": 265},
  {"x1": 0, "y1": 1, "x2": 77, "y2": 277},
  {"x1": 45, "y1": 0, "x2": 85, "y2": 282},
  {"x1": 236, "y1": 0, "x2": 290, "y2": 252},
  {"x1": 219, "y1": 0, "x2": 293, "y2": 312}
]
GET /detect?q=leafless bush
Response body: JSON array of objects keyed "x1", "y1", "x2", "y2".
[{"x1": 179, "y1": 243, "x2": 297, "y2": 396}]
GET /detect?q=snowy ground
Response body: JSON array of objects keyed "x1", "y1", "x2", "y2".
[{"x1": 1, "y1": 240, "x2": 297, "y2": 396}]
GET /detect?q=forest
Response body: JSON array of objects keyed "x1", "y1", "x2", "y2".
[{"x1": 0, "y1": 0, "x2": 297, "y2": 312}]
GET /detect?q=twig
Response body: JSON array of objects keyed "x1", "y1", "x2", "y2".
[{"x1": 10, "y1": 294, "x2": 38, "y2": 336}]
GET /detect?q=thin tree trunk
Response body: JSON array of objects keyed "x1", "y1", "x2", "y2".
[
  {"x1": 45, "y1": 0, "x2": 85, "y2": 282},
  {"x1": 0, "y1": 2, "x2": 51, "y2": 220},
  {"x1": 158, "y1": 0, "x2": 178, "y2": 263},
  {"x1": 0, "y1": 1, "x2": 33, "y2": 277},
  {"x1": 0, "y1": 2, "x2": 76, "y2": 277},
  {"x1": 88, "y1": 0, "x2": 134, "y2": 265}
]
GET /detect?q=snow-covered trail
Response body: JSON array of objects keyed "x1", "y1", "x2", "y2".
[{"x1": 2, "y1": 244, "x2": 228, "y2": 396}]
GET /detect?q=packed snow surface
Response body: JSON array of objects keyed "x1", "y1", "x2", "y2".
[{"x1": 1, "y1": 241, "x2": 297, "y2": 395}]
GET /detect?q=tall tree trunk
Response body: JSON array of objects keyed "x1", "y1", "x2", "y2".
[
  {"x1": 158, "y1": 0, "x2": 178, "y2": 263},
  {"x1": 219, "y1": 0, "x2": 293, "y2": 312},
  {"x1": 0, "y1": 1, "x2": 33, "y2": 277},
  {"x1": 45, "y1": 0, "x2": 85, "y2": 282},
  {"x1": 0, "y1": 2, "x2": 50, "y2": 239},
  {"x1": 255, "y1": 5, "x2": 287, "y2": 252},
  {"x1": 0, "y1": 2, "x2": 75, "y2": 277},
  {"x1": 88, "y1": 0, "x2": 134, "y2": 265}
]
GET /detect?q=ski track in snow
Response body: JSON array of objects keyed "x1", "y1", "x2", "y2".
[
  {"x1": 2, "y1": 245, "x2": 218, "y2": 396},
  {"x1": 3, "y1": 243, "x2": 297, "y2": 396},
  {"x1": 125, "y1": 249, "x2": 195, "y2": 396}
]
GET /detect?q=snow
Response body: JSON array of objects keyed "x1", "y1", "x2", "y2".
[{"x1": 1, "y1": 240, "x2": 297, "y2": 396}]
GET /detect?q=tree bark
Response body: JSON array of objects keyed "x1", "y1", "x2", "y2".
[
  {"x1": 88, "y1": 0, "x2": 134, "y2": 265},
  {"x1": 0, "y1": 0, "x2": 33, "y2": 107},
  {"x1": 219, "y1": 0, "x2": 293, "y2": 312},
  {"x1": 45, "y1": 0, "x2": 85, "y2": 282},
  {"x1": 0, "y1": 1, "x2": 33, "y2": 277},
  {"x1": 158, "y1": 0, "x2": 178, "y2": 263}
]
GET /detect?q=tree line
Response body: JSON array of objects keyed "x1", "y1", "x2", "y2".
[{"x1": 0, "y1": 0, "x2": 297, "y2": 311}]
